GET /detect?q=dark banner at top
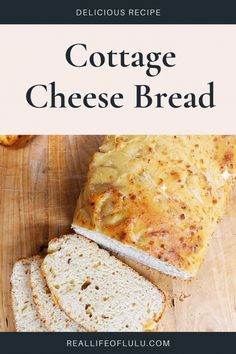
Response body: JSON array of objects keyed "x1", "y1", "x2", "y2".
[{"x1": 1, "y1": 0, "x2": 236, "y2": 24}]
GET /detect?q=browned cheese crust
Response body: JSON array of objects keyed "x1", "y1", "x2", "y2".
[{"x1": 73, "y1": 136, "x2": 236, "y2": 276}]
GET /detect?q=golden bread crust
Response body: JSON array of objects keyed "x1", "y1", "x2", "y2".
[{"x1": 73, "y1": 136, "x2": 236, "y2": 276}]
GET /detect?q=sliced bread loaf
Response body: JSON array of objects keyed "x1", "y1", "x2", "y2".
[
  {"x1": 30, "y1": 256, "x2": 85, "y2": 332},
  {"x1": 73, "y1": 135, "x2": 236, "y2": 279},
  {"x1": 11, "y1": 258, "x2": 47, "y2": 332},
  {"x1": 42, "y1": 234, "x2": 165, "y2": 332}
]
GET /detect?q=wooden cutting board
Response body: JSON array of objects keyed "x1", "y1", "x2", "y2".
[{"x1": 0, "y1": 136, "x2": 236, "y2": 332}]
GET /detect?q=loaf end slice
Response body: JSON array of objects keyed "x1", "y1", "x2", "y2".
[
  {"x1": 11, "y1": 258, "x2": 47, "y2": 332},
  {"x1": 42, "y1": 234, "x2": 166, "y2": 332}
]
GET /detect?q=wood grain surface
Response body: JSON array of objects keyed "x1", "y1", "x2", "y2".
[{"x1": 0, "y1": 136, "x2": 236, "y2": 332}]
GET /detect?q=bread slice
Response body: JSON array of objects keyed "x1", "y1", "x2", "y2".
[
  {"x1": 73, "y1": 135, "x2": 236, "y2": 279},
  {"x1": 42, "y1": 234, "x2": 165, "y2": 332},
  {"x1": 30, "y1": 256, "x2": 85, "y2": 332},
  {"x1": 11, "y1": 258, "x2": 47, "y2": 332}
]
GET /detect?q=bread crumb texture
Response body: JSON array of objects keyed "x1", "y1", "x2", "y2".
[
  {"x1": 30, "y1": 256, "x2": 84, "y2": 332},
  {"x1": 73, "y1": 136, "x2": 236, "y2": 276},
  {"x1": 42, "y1": 234, "x2": 165, "y2": 332}
]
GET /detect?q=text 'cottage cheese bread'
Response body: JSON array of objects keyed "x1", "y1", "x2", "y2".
[
  {"x1": 30, "y1": 256, "x2": 85, "y2": 332},
  {"x1": 11, "y1": 258, "x2": 47, "y2": 332},
  {"x1": 42, "y1": 234, "x2": 165, "y2": 332},
  {"x1": 73, "y1": 135, "x2": 236, "y2": 279}
]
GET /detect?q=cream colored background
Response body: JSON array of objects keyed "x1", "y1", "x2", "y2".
[{"x1": 0, "y1": 25, "x2": 236, "y2": 134}]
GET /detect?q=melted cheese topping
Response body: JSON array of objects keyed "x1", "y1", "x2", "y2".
[{"x1": 73, "y1": 136, "x2": 236, "y2": 276}]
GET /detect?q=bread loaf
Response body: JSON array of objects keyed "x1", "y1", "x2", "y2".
[
  {"x1": 0, "y1": 135, "x2": 33, "y2": 147},
  {"x1": 73, "y1": 135, "x2": 236, "y2": 279}
]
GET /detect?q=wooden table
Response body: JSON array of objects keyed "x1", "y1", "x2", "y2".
[{"x1": 0, "y1": 136, "x2": 236, "y2": 332}]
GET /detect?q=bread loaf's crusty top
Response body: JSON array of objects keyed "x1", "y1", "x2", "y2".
[{"x1": 73, "y1": 136, "x2": 236, "y2": 277}]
